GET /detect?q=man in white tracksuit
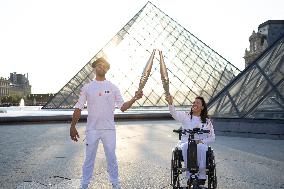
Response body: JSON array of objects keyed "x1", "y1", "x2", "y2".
[{"x1": 70, "y1": 57, "x2": 143, "y2": 189}]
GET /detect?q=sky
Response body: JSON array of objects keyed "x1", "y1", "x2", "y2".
[{"x1": 0, "y1": 0, "x2": 283, "y2": 94}]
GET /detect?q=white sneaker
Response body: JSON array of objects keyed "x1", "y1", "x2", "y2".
[{"x1": 112, "y1": 182, "x2": 121, "y2": 189}]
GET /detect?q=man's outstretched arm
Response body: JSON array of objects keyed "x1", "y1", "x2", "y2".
[{"x1": 120, "y1": 91, "x2": 143, "y2": 112}]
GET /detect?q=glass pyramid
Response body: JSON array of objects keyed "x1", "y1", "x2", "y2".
[
  {"x1": 42, "y1": 2, "x2": 240, "y2": 109},
  {"x1": 208, "y1": 35, "x2": 284, "y2": 119}
]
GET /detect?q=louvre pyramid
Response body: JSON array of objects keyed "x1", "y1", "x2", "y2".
[
  {"x1": 208, "y1": 35, "x2": 284, "y2": 119},
  {"x1": 42, "y1": 2, "x2": 240, "y2": 109}
]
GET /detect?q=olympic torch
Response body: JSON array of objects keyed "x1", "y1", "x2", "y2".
[
  {"x1": 138, "y1": 49, "x2": 156, "y2": 91},
  {"x1": 159, "y1": 50, "x2": 170, "y2": 96}
]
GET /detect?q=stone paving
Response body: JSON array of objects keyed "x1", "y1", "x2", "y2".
[{"x1": 0, "y1": 120, "x2": 283, "y2": 189}]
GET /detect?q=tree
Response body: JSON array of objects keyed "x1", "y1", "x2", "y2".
[{"x1": 0, "y1": 95, "x2": 22, "y2": 105}]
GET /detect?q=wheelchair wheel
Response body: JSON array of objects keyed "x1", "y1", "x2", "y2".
[
  {"x1": 207, "y1": 148, "x2": 217, "y2": 189},
  {"x1": 171, "y1": 148, "x2": 182, "y2": 188}
]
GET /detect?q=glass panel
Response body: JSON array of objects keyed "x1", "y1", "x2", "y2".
[
  {"x1": 213, "y1": 94, "x2": 239, "y2": 118},
  {"x1": 208, "y1": 98, "x2": 221, "y2": 116},
  {"x1": 207, "y1": 36, "x2": 283, "y2": 118},
  {"x1": 248, "y1": 90, "x2": 284, "y2": 119},
  {"x1": 262, "y1": 48, "x2": 284, "y2": 85},
  {"x1": 277, "y1": 79, "x2": 284, "y2": 95},
  {"x1": 43, "y1": 2, "x2": 240, "y2": 109},
  {"x1": 49, "y1": 93, "x2": 65, "y2": 108},
  {"x1": 228, "y1": 73, "x2": 248, "y2": 98}
]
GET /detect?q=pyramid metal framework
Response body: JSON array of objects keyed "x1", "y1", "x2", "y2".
[
  {"x1": 42, "y1": 2, "x2": 240, "y2": 109},
  {"x1": 208, "y1": 35, "x2": 284, "y2": 119}
]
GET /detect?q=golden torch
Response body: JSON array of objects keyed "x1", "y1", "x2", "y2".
[
  {"x1": 159, "y1": 50, "x2": 170, "y2": 96},
  {"x1": 138, "y1": 49, "x2": 156, "y2": 91}
]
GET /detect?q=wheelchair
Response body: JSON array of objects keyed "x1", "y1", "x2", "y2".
[{"x1": 171, "y1": 128, "x2": 217, "y2": 189}]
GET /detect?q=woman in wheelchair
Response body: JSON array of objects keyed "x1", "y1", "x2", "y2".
[{"x1": 165, "y1": 95, "x2": 215, "y2": 187}]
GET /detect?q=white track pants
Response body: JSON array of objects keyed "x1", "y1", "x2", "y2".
[
  {"x1": 81, "y1": 130, "x2": 119, "y2": 186},
  {"x1": 180, "y1": 142, "x2": 208, "y2": 179}
]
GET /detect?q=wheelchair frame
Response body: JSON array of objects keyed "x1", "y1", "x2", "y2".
[{"x1": 170, "y1": 129, "x2": 217, "y2": 189}]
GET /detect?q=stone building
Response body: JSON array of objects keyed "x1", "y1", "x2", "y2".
[
  {"x1": 0, "y1": 77, "x2": 10, "y2": 98},
  {"x1": 9, "y1": 72, "x2": 31, "y2": 98},
  {"x1": 244, "y1": 20, "x2": 284, "y2": 67}
]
